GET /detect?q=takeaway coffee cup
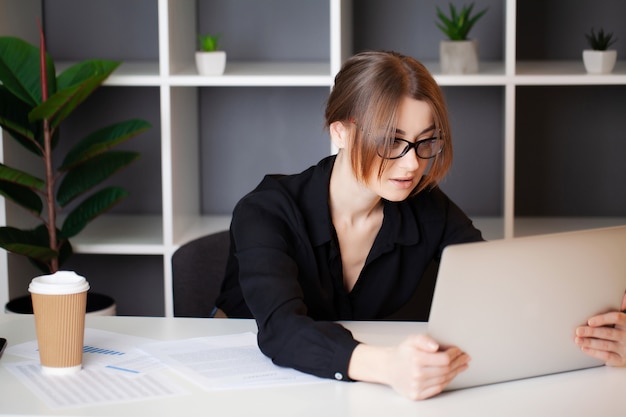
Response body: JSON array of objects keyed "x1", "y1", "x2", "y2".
[{"x1": 28, "y1": 271, "x2": 90, "y2": 375}]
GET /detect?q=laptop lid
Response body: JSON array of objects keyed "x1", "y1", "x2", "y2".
[{"x1": 428, "y1": 225, "x2": 626, "y2": 391}]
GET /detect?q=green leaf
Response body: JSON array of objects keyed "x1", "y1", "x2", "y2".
[
  {"x1": 28, "y1": 59, "x2": 121, "y2": 128},
  {"x1": 0, "y1": 86, "x2": 43, "y2": 155},
  {"x1": 60, "y1": 119, "x2": 151, "y2": 170},
  {"x1": 0, "y1": 36, "x2": 57, "y2": 107},
  {"x1": 0, "y1": 181, "x2": 43, "y2": 215},
  {"x1": 0, "y1": 163, "x2": 45, "y2": 215},
  {"x1": 0, "y1": 226, "x2": 58, "y2": 262},
  {"x1": 57, "y1": 151, "x2": 140, "y2": 207},
  {"x1": 464, "y1": 9, "x2": 488, "y2": 39},
  {"x1": 61, "y1": 186, "x2": 129, "y2": 238},
  {"x1": 56, "y1": 59, "x2": 119, "y2": 91},
  {"x1": 0, "y1": 163, "x2": 45, "y2": 190},
  {"x1": 450, "y1": 4, "x2": 458, "y2": 23}
]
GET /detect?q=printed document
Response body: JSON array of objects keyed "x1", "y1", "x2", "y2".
[
  {"x1": 4, "y1": 329, "x2": 187, "y2": 409},
  {"x1": 139, "y1": 332, "x2": 325, "y2": 390},
  {"x1": 3, "y1": 329, "x2": 325, "y2": 409}
]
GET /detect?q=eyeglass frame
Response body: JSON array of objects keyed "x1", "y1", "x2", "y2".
[
  {"x1": 349, "y1": 118, "x2": 444, "y2": 161},
  {"x1": 377, "y1": 137, "x2": 444, "y2": 160}
]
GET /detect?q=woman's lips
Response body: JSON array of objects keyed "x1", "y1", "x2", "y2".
[{"x1": 390, "y1": 177, "x2": 414, "y2": 189}]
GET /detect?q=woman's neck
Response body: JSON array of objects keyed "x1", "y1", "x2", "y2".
[{"x1": 329, "y1": 152, "x2": 383, "y2": 226}]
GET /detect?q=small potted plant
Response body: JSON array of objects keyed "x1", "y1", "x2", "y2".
[
  {"x1": 583, "y1": 28, "x2": 618, "y2": 74},
  {"x1": 0, "y1": 30, "x2": 151, "y2": 313},
  {"x1": 195, "y1": 33, "x2": 226, "y2": 76},
  {"x1": 435, "y1": 2, "x2": 488, "y2": 74}
]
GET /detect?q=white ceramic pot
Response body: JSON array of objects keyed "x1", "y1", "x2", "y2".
[
  {"x1": 582, "y1": 49, "x2": 617, "y2": 74},
  {"x1": 195, "y1": 51, "x2": 227, "y2": 76},
  {"x1": 440, "y1": 39, "x2": 479, "y2": 74}
]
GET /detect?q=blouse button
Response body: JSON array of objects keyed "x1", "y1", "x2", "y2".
[{"x1": 334, "y1": 372, "x2": 343, "y2": 380}]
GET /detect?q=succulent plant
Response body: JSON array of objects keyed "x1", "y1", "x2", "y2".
[
  {"x1": 436, "y1": 2, "x2": 488, "y2": 41},
  {"x1": 198, "y1": 33, "x2": 222, "y2": 52},
  {"x1": 585, "y1": 28, "x2": 617, "y2": 51}
]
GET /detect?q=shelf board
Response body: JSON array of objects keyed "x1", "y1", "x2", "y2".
[
  {"x1": 514, "y1": 217, "x2": 626, "y2": 237},
  {"x1": 169, "y1": 61, "x2": 333, "y2": 86},
  {"x1": 56, "y1": 60, "x2": 626, "y2": 88},
  {"x1": 516, "y1": 61, "x2": 626, "y2": 85},
  {"x1": 70, "y1": 214, "x2": 164, "y2": 255}
]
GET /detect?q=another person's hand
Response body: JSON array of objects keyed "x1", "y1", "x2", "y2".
[
  {"x1": 575, "y1": 292, "x2": 626, "y2": 367},
  {"x1": 384, "y1": 334, "x2": 470, "y2": 400}
]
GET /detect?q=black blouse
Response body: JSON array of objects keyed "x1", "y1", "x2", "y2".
[{"x1": 216, "y1": 155, "x2": 483, "y2": 381}]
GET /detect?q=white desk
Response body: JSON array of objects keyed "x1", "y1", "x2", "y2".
[{"x1": 0, "y1": 314, "x2": 624, "y2": 417}]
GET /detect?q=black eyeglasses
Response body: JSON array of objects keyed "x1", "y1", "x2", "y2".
[{"x1": 378, "y1": 137, "x2": 444, "y2": 160}]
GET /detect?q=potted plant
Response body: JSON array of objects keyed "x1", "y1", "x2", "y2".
[
  {"x1": 435, "y1": 2, "x2": 488, "y2": 74},
  {"x1": 195, "y1": 33, "x2": 226, "y2": 76},
  {"x1": 583, "y1": 28, "x2": 618, "y2": 74},
  {"x1": 0, "y1": 30, "x2": 151, "y2": 313}
]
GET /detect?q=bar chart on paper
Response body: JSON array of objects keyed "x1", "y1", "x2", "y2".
[{"x1": 84, "y1": 345, "x2": 126, "y2": 356}]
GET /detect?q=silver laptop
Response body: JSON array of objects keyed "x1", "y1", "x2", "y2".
[{"x1": 428, "y1": 225, "x2": 626, "y2": 391}]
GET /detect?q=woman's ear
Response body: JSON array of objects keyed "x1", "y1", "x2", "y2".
[{"x1": 329, "y1": 121, "x2": 351, "y2": 150}]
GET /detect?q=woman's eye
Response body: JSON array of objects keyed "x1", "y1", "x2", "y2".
[{"x1": 391, "y1": 138, "x2": 405, "y2": 148}]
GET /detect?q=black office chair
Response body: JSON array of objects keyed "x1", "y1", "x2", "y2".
[{"x1": 172, "y1": 230, "x2": 230, "y2": 317}]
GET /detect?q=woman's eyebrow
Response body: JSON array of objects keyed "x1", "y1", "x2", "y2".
[{"x1": 395, "y1": 124, "x2": 436, "y2": 136}]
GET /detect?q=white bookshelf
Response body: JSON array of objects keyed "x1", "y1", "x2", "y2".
[{"x1": 1, "y1": 0, "x2": 624, "y2": 316}]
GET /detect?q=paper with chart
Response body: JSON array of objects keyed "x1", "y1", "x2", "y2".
[
  {"x1": 139, "y1": 332, "x2": 325, "y2": 390},
  {"x1": 6, "y1": 328, "x2": 163, "y2": 375},
  {"x1": 4, "y1": 361, "x2": 189, "y2": 409},
  {"x1": 3, "y1": 328, "x2": 188, "y2": 409}
]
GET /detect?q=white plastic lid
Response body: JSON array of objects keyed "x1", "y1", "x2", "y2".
[{"x1": 28, "y1": 271, "x2": 89, "y2": 295}]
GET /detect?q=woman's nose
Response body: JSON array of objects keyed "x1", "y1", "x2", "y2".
[{"x1": 399, "y1": 147, "x2": 420, "y2": 170}]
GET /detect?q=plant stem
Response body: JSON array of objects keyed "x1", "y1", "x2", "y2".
[{"x1": 38, "y1": 20, "x2": 58, "y2": 273}]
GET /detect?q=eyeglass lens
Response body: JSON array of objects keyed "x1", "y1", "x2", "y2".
[{"x1": 380, "y1": 138, "x2": 443, "y2": 160}]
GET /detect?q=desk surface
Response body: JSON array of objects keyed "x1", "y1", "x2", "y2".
[{"x1": 0, "y1": 314, "x2": 624, "y2": 417}]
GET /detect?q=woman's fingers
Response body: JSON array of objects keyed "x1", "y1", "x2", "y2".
[
  {"x1": 576, "y1": 310, "x2": 626, "y2": 366},
  {"x1": 395, "y1": 337, "x2": 470, "y2": 400}
]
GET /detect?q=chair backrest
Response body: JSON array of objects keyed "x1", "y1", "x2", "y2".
[{"x1": 172, "y1": 230, "x2": 230, "y2": 317}]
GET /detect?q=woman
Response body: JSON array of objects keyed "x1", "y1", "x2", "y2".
[{"x1": 215, "y1": 51, "x2": 626, "y2": 400}]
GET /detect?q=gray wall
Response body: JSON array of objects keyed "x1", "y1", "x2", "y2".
[
  {"x1": 197, "y1": 0, "x2": 330, "y2": 61},
  {"x1": 199, "y1": 87, "x2": 330, "y2": 214},
  {"x1": 43, "y1": 0, "x2": 159, "y2": 61},
  {"x1": 517, "y1": 0, "x2": 626, "y2": 60},
  {"x1": 515, "y1": 86, "x2": 626, "y2": 216}
]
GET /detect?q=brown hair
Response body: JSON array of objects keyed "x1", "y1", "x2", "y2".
[{"x1": 324, "y1": 51, "x2": 452, "y2": 194}]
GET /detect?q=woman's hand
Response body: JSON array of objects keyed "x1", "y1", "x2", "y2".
[
  {"x1": 385, "y1": 334, "x2": 470, "y2": 400},
  {"x1": 349, "y1": 334, "x2": 470, "y2": 401},
  {"x1": 575, "y1": 293, "x2": 626, "y2": 367}
]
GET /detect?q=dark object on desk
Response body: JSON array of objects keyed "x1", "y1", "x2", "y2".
[
  {"x1": 172, "y1": 230, "x2": 230, "y2": 317},
  {"x1": 5, "y1": 293, "x2": 115, "y2": 315},
  {"x1": 0, "y1": 337, "x2": 6, "y2": 359}
]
